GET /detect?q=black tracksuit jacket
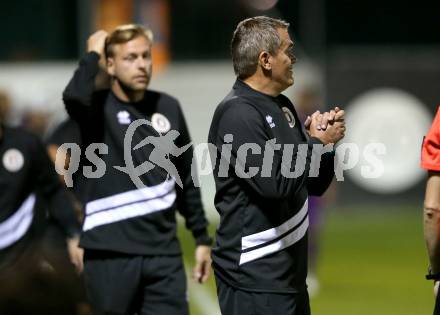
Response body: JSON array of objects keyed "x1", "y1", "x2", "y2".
[
  {"x1": 0, "y1": 125, "x2": 80, "y2": 264},
  {"x1": 63, "y1": 52, "x2": 210, "y2": 255},
  {"x1": 208, "y1": 80, "x2": 335, "y2": 293}
]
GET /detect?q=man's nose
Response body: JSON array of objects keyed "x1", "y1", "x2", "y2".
[{"x1": 137, "y1": 57, "x2": 148, "y2": 68}]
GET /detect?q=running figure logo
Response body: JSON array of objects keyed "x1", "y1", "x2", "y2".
[{"x1": 114, "y1": 119, "x2": 191, "y2": 188}]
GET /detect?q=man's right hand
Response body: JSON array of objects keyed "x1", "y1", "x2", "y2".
[
  {"x1": 87, "y1": 30, "x2": 108, "y2": 56},
  {"x1": 87, "y1": 30, "x2": 110, "y2": 89}
]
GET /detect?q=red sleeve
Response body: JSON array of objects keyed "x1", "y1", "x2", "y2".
[{"x1": 421, "y1": 107, "x2": 440, "y2": 171}]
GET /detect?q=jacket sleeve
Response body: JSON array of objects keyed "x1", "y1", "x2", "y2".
[
  {"x1": 212, "y1": 100, "x2": 316, "y2": 200},
  {"x1": 63, "y1": 52, "x2": 100, "y2": 122},
  {"x1": 421, "y1": 107, "x2": 440, "y2": 171},
  {"x1": 31, "y1": 135, "x2": 80, "y2": 238},
  {"x1": 306, "y1": 149, "x2": 335, "y2": 196},
  {"x1": 173, "y1": 102, "x2": 211, "y2": 246}
]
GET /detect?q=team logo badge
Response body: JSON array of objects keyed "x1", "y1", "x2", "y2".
[
  {"x1": 265, "y1": 115, "x2": 276, "y2": 128},
  {"x1": 282, "y1": 107, "x2": 295, "y2": 128},
  {"x1": 117, "y1": 111, "x2": 131, "y2": 125},
  {"x1": 151, "y1": 113, "x2": 171, "y2": 133},
  {"x1": 2, "y1": 148, "x2": 24, "y2": 172}
]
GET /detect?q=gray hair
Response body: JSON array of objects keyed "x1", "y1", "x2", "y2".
[{"x1": 231, "y1": 16, "x2": 289, "y2": 79}]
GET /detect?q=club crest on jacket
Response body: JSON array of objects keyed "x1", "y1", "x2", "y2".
[{"x1": 2, "y1": 148, "x2": 24, "y2": 172}]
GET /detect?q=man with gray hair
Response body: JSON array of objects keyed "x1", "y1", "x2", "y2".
[{"x1": 208, "y1": 16, "x2": 345, "y2": 314}]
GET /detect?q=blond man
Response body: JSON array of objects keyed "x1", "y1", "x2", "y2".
[{"x1": 63, "y1": 25, "x2": 212, "y2": 315}]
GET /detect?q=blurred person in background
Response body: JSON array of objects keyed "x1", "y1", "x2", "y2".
[
  {"x1": 21, "y1": 109, "x2": 51, "y2": 138},
  {"x1": 46, "y1": 117, "x2": 84, "y2": 217},
  {"x1": 63, "y1": 24, "x2": 212, "y2": 315},
  {"x1": 46, "y1": 117, "x2": 92, "y2": 314},
  {"x1": 21, "y1": 109, "x2": 87, "y2": 298},
  {"x1": 0, "y1": 90, "x2": 84, "y2": 305},
  {"x1": 0, "y1": 91, "x2": 11, "y2": 125},
  {"x1": 17, "y1": 100, "x2": 90, "y2": 313},
  {"x1": 0, "y1": 253, "x2": 80, "y2": 315},
  {"x1": 421, "y1": 106, "x2": 440, "y2": 315},
  {"x1": 208, "y1": 16, "x2": 345, "y2": 315}
]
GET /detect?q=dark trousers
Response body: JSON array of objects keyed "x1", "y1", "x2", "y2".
[
  {"x1": 83, "y1": 250, "x2": 189, "y2": 315},
  {"x1": 215, "y1": 274, "x2": 311, "y2": 315}
]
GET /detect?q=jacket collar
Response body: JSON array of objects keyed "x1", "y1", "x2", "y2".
[{"x1": 233, "y1": 79, "x2": 279, "y2": 102}]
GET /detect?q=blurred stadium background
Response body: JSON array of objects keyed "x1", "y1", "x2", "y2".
[{"x1": 0, "y1": 0, "x2": 439, "y2": 314}]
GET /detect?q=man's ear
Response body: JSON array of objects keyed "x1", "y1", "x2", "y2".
[
  {"x1": 258, "y1": 51, "x2": 272, "y2": 71},
  {"x1": 107, "y1": 57, "x2": 115, "y2": 76}
]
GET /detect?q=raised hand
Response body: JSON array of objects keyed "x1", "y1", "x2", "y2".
[
  {"x1": 87, "y1": 30, "x2": 108, "y2": 56},
  {"x1": 87, "y1": 30, "x2": 110, "y2": 89}
]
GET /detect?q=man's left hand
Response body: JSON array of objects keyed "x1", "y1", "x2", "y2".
[{"x1": 193, "y1": 245, "x2": 212, "y2": 284}]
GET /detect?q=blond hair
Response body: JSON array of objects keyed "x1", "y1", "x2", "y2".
[{"x1": 105, "y1": 24, "x2": 154, "y2": 57}]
